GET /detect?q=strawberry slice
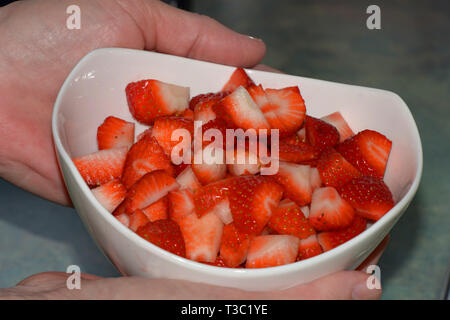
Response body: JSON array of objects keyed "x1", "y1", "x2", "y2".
[
  {"x1": 178, "y1": 108, "x2": 194, "y2": 120},
  {"x1": 275, "y1": 135, "x2": 320, "y2": 164},
  {"x1": 115, "y1": 213, "x2": 130, "y2": 227},
  {"x1": 321, "y1": 112, "x2": 354, "y2": 142},
  {"x1": 305, "y1": 116, "x2": 340, "y2": 151},
  {"x1": 97, "y1": 116, "x2": 135, "y2": 150},
  {"x1": 213, "y1": 86, "x2": 271, "y2": 131},
  {"x1": 125, "y1": 170, "x2": 179, "y2": 214},
  {"x1": 219, "y1": 223, "x2": 252, "y2": 267},
  {"x1": 193, "y1": 178, "x2": 231, "y2": 217},
  {"x1": 225, "y1": 146, "x2": 261, "y2": 176},
  {"x1": 317, "y1": 215, "x2": 367, "y2": 252},
  {"x1": 137, "y1": 219, "x2": 186, "y2": 257},
  {"x1": 91, "y1": 179, "x2": 127, "y2": 213},
  {"x1": 222, "y1": 68, "x2": 255, "y2": 92},
  {"x1": 272, "y1": 161, "x2": 312, "y2": 206},
  {"x1": 202, "y1": 256, "x2": 234, "y2": 268},
  {"x1": 191, "y1": 92, "x2": 229, "y2": 124},
  {"x1": 262, "y1": 86, "x2": 306, "y2": 137},
  {"x1": 268, "y1": 199, "x2": 315, "y2": 239},
  {"x1": 337, "y1": 130, "x2": 392, "y2": 178},
  {"x1": 309, "y1": 187, "x2": 355, "y2": 231},
  {"x1": 141, "y1": 196, "x2": 168, "y2": 222},
  {"x1": 168, "y1": 189, "x2": 195, "y2": 224},
  {"x1": 129, "y1": 209, "x2": 150, "y2": 232},
  {"x1": 209, "y1": 199, "x2": 233, "y2": 225},
  {"x1": 151, "y1": 116, "x2": 194, "y2": 157},
  {"x1": 199, "y1": 118, "x2": 229, "y2": 149},
  {"x1": 136, "y1": 127, "x2": 152, "y2": 141},
  {"x1": 179, "y1": 211, "x2": 224, "y2": 263},
  {"x1": 245, "y1": 235, "x2": 300, "y2": 268},
  {"x1": 338, "y1": 176, "x2": 394, "y2": 221},
  {"x1": 125, "y1": 79, "x2": 189, "y2": 125},
  {"x1": 72, "y1": 147, "x2": 127, "y2": 187},
  {"x1": 191, "y1": 144, "x2": 226, "y2": 185},
  {"x1": 297, "y1": 234, "x2": 323, "y2": 260},
  {"x1": 309, "y1": 167, "x2": 322, "y2": 191},
  {"x1": 175, "y1": 166, "x2": 202, "y2": 191},
  {"x1": 316, "y1": 148, "x2": 361, "y2": 188},
  {"x1": 121, "y1": 134, "x2": 174, "y2": 189}
]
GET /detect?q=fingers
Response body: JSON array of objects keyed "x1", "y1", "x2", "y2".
[
  {"x1": 116, "y1": 0, "x2": 266, "y2": 67},
  {"x1": 252, "y1": 64, "x2": 284, "y2": 73}
]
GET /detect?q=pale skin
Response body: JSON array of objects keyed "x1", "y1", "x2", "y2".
[{"x1": 0, "y1": 0, "x2": 386, "y2": 299}]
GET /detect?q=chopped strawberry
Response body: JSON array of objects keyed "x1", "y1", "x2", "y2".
[
  {"x1": 316, "y1": 148, "x2": 361, "y2": 188},
  {"x1": 199, "y1": 118, "x2": 228, "y2": 148},
  {"x1": 115, "y1": 213, "x2": 130, "y2": 227},
  {"x1": 219, "y1": 223, "x2": 252, "y2": 267},
  {"x1": 309, "y1": 187, "x2": 355, "y2": 231},
  {"x1": 151, "y1": 116, "x2": 194, "y2": 157},
  {"x1": 168, "y1": 189, "x2": 195, "y2": 224},
  {"x1": 72, "y1": 147, "x2": 127, "y2": 187},
  {"x1": 214, "y1": 86, "x2": 271, "y2": 131},
  {"x1": 317, "y1": 215, "x2": 367, "y2": 252},
  {"x1": 141, "y1": 196, "x2": 168, "y2": 222},
  {"x1": 321, "y1": 112, "x2": 354, "y2": 142},
  {"x1": 175, "y1": 166, "x2": 202, "y2": 191},
  {"x1": 129, "y1": 209, "x2": 150, "y2": 232},
  {"x1": 297, "y1": 127, "x2": 306, "y2": 142},
  {"x1": 179, "y1": 211, "x2": 224, "y2": 263},
  {"x1": 121, "y1": 134, "x2": 174, "y2": 189},
  {"x1": 338, "y1": 176, "x2": 394, "y2": 221},
  {"x1": 173, "y1": 163, "x2": 190, "y2": 177},
  {"x1": 247, "y1": 84, "x2": 269, "y2": 108},
  {"x1": 275, "y1": 135, "x2": 320, "y2": 164},
  {"x1": 245, "y1": 235, "x2": 300, "y2": 268},
  {"x1": 192, "y1": 92, "x2": 229, "y2": 124},
  {"x1": 193, "y1": 178, "x2": 232, "y2": 217},
  {"x1": 268, "y1": 199, "x2": 315, "y2": 239},
  {"x1": 191, "y1": 144, "x2": 226, "y2": 185},
  {"x1": 91, "y1": 179, "x2": 127, "y2": 213},
  {"x1": 202, "y1": 256, "x2": 233, "y2": 268},
  {"x1": 272, "y1": 161, "x2": 312, "y2": 206},
  {"x1": 137, "y1": 219, "x2": 186, "y2": 257},
  {"x1": 309, "y1": 167, "x2": 322, "y2": 191},
  {"x1": 136, "y1": 127, "x2": 152, "y2": 141},
  {"x1": 210, "y1": 199, "x2": 233, "y2": 225},
  {"x1": 125, "y1": 79, "x2": 189, "y2": 125},
  {"x1": 125, "y1": 170, "x2": 179, "y2": 214},
  {"x1": 297, "y1": 234, "x2": 323, "y2": 260},
  {"x1": 337, "y1": 130, "x2": 392, "y2": 178},
  {"x1": 112, "y1": 199, "x2": 126, "y2": 216},
  {"x1": 300, "y1": 205, "x2": 310, "y2": 218},
  {"x1": 262, "y1": 87, "x2": 306, "y2": 137},
  {"x1": 222, "y1": 68, "x2": 255, "y2": 92},
  {"x1": 226, "y1": 147, "x2": 261, "y2": 176},
  {"x1": 189, "y1": 91, "x2": 229, "y2": 110},
  {"x1": 97, "y1": 116, "x2": 135, "y2": 150},
  {"x1": 305, "y1": 116, "x2": 340, "y2": 151},
  {"x1": 178, "y1": 108, "x2": 194, "y2": 120}
]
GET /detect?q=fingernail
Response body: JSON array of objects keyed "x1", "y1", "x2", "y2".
[
  {"x1": 352, "y1": 280, "x2": 382, "y2": 300},
  {"x1": 247, "y1": 35, "x2": 264, "y2": 42}
]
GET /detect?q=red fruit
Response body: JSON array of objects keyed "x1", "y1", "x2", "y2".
[
  {"x1": 191, "y1": 144, "x2": 227, "y2": 185},
  {"x1": 214, "y1": 86, "x2": 271, "y2": 131},
  {"x1": 173, "y1": 162, "x2": 190, "y2": 177},
  {"x1": 317, "y1": 215, "x2": 367, "y2": 252},
  {"x1": 262, "y1": 87, "x2": 306, "y2": 137},
  {"x1": 219, "y1": 223, "x2": 252, "y2": 267},
  {"x1": 222, "y1": 68, "x2": 255, "y2": 92},
  {"x1": 202, "y1": 256, "x2": 233, "y2": 268},
  {"x1": 273, "y1": 161, "x2": 312, "y2": 206},
  {"x1": 141, "y1": 196, "x2": 168, "y2": 222},
  {"x1": 125, "y1": 170, "x2": 179, "y2": 214},
  {"x1": 178, "y1": 211, "x2": 224, "y2": 263},
  {"x1": 316, "y1": 148, "x2": 361, "y2": 188},
  {"x1": 297, "y1": 234, "x2": 323, "y2": 260},
  {"x1": 175, "y1": 166, "x2": 202, "y2": 191},
  {"x1": 337, "y1": 130, "x2": 392, "y2": 178},
  {"x1": 245, "y1": 235, "x2": 300, "y2": 268},
  {"x1": 338, "y1": 176, "x2": 394, "y2": 221},
  {"x1": 199, "y1": 118, "x2": 228, "y2": 148},
  {"x1": 321, "y1": 112, "x2": 354, "y2": 142},
  {"x1": 275, "y1": 135, "x2": 320, "y2": 163},
  {"x1": 72, "y1": 147, "x2": 127, "y2": 187},
  {"x1": 129, "y1": 209, "x2": 150, "y2": 232},
  {"x1": 168, "y1": 189, "x2": 195, "y2": 224},
  {"x1": 115, "y1": 213, "x2": 130, "y2": 227},
  {"x1": 209, "y1": 199, "x2": 233, "y2": 225},
  {"x1": 91, "y1": 179, "x2": 127, "y2": 213},
  {"x1": 136, "y1": 127, "x2": 152, "y2": 141},
  {"x1": 193, "y1": 178, "x2": 232, "y2": 217},
  {"x1": 225, "y1": 147, "x2": 261, "y2": 176},
  {"x1": 178, "y1": 108, "x2": 194, "y2": 120},
  {"x1": 125, "y1": 79, "x2": 189, "y2": 125},
  {"x1": 309, "y1": 166, "x2": 322, "y2": 191},
  {"x1": 309, "y1": 187, "x2": 355, "y2": 231},
  {"x1": 97, "y1": 116, "x2": 135, "y2": 150},
  {"x1": 137, "y1": 219, "x2": 186, "y2": 257},
  {"x1": 121, "y1": 134, "x2": 174, "y2": 189},
  {"x1": 305, "y1": 116, "x2": 340, "y2": 151},
  {"x1": 191, "y1": 92, "x2": 229, "y2": 124},
  {"x1": 268, "y1": 199, "x2": 316, "y2": 239},
  {"x1": 112, "y1": 199, "x2": 127, "y2": 216},
  {"x1": 151, "y1": 116, "x2": 194, "y2": 157}
]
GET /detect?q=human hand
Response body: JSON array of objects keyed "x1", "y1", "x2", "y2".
[
  {"x1": 0, "y1": 237, "x2": 387, "y2": 300},
  {"x1": 0, "y1": 0, "x2": 266, "y2": 205}
]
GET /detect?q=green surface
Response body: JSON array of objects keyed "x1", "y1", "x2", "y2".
[{"x1": 191, "y1": 0, "x2": 450, "y2": 299}]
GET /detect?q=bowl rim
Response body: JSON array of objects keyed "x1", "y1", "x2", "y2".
[{"x1": 52, "y1": 48, "x2": 423, "y2": 277}]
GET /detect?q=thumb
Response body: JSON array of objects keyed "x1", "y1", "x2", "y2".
[{"x1": 116, "y1": 0, "x2": 266, "y2": 67}]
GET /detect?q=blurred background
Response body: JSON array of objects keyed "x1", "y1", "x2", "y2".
[{"x1": 0, "y1": 0, "x2": 449, "y2": 299}]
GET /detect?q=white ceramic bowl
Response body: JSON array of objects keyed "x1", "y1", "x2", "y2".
[{"x1": 52, "y1": 48, "x2": 422, "y2": 291}]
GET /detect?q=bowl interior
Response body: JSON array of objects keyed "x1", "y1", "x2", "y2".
[{"x1": 54, "y1": 48, "x2": 421, "y2": 205}]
